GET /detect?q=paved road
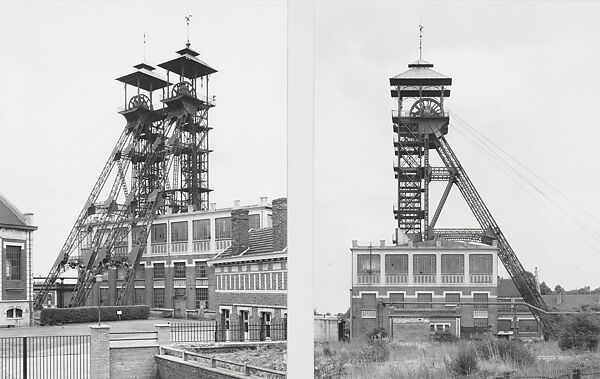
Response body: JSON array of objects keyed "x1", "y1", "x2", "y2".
[{"x1": 0, "y1": 317, "x2": 211, "y2": 338}]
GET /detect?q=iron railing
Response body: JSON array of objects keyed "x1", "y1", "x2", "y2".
[
  {"x1": 0, "y1": 335, "x2": 90, "y2": 379},
  {"x1": 170, "y1": 321, "x2": 288, "y2": 343}
]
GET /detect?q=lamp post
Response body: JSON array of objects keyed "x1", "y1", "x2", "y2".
[{"x1": 95, "y1": 274, "x2": 103, "y2": 326}]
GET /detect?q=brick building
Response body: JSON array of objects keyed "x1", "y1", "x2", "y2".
[
  {"x1": 350, "y1": 239, "x2": 499, "y2": 340},
  {"x1": 83, "y1": 197, "x2": 274, "y2": 317},
  {"x1": 209, "y1": 197, "x2": 287, "y2": 339},
  {"x1": 0, "y1": 193, "x2": 36, "y2": 326}
]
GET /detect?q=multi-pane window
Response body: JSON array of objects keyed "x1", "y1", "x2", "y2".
[
  {"x1": 357, "y1": 254, "x2": 380, "y2": 274},
  {"x1": 498, "y1": 319, "x2": 512, "y2": 332},
  {"x1": 174, "y1": 262, "x2": 186, "y2": 279},
  {"x1": 361, "y1": 293, "x2": 376, "y2": 310},
  {"x1": 441, "y1": 255, "x2": 464, "y2": 274},
  {"x1": 195, "y1": 288, "x2": 209, "y2": 309},
  {"x1": 116, "y1": 227, "x2": 129, "y2": 247},
  {"x1": 153, "y1": 263, "x2": 165, "y2": 279},
  {"x1": 385, "y1": 254, "x2": 408, "y2": 274},
  {"x1": 174, "y1": 288, "x2": 186, "y2": 298},
  {"x1": 519, "y1": 319, "x2": 538, "y2": 333},
  {"x1": 474, "y1": 318, "x2": 488, "y2": 327},
  {"x1": 171, "y1": 221, "x2": 188, "y2": 242},
  {"x1": 469, "y1": 254, "x2": 493, "y2": 274},
  {"x1": 389, "y1": 293, "x2": 404, "y2": 309},
  {"x1": 192, "y1": 219, "x2": 211, "y2": 240},
  {"x1": 413, "y1": 254, "x2": 436, "y2": 274},
  {"x1": 6, "y1": 308, "x2": 23, "y2": 319},
  {"x1": 248, "y1": 214, "x2": 260, "y2": 230},
  {"x1": 445, "y1": 293, "x2": 461, "y2": 304},
  {"x1": 135, "y1": 263, "x2": 145, "y2": 280},
  {"x1": 417, "y1": 293, "x2": 433, "y2": 309},
  {"x1": 132, "y1": 226, "x2": 145, "y2": 246},
  {"x1": 117, "y1": 268, "x2": 126, "y2": 280},
  {"x1": 100, "y1": 288, "x2": 109, "y2": 305},
  {"x1": 151, "y1": 224, "x2": 167, "y2": 243},
  {"x1": 6, "y1": 245, "x2": 21, "y2": 280},
  {"x1": 134, "y1": 288, "x2": 145, "y2": 305},
  {"x1": 195, "y1": 262, "x2": 207, "y2": 278},
  {"x1": 153, "y1": 288, "x2": 165, "y2": 308},
  {"x1": 473, "y1": 293, "x2": 488, "y2": 309},
  {"x1": 215, "y1": 217, "x2": 231, "y2": 239}
]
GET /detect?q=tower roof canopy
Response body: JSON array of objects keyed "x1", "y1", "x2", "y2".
[
  {"x1": 158, "y1": 53, "x2": 217, "y2": 79},
  {"x1": 390, "y1": 59, "x2": 452, "y2": 87},
  {"x1": 116, "y1": 65, "x2": 170, "y2": 91}
]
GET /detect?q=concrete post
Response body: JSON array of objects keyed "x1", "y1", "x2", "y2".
[
  {"x1": 89, "y1": 325, "x2": 110, "y2": 379},
  {"x1": 155, "y1": 324, "x2": 171, "y2": 346}
]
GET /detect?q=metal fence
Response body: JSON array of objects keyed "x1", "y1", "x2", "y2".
[
  {"x1": 488, "y1": 368, "x2": 600, "y2": 379},
  {"x1": 171, "y1": 321, "x2": 288, "y2": 343},
  {"x1": 0, "y1": 335, "x2": 90, "y2": 379}
]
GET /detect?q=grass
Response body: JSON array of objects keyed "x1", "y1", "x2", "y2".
[{"x1": 315, "y1": 339, "x2": 600, "y2": 378}]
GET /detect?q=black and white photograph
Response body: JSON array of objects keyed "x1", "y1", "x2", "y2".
[
  {"x1": 0, "y1": 1, "x2": 288, "y2": 378},
  {"x1": 314, "y1": 1, "x2": 600, "y2": 378}
]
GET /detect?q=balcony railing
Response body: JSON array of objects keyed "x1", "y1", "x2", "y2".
[
  {"x1": 193, "y1": 240, "x2": 210, "y2": 252},
  {"x1": 470, "y1": 274, "x2": 493, "y2": 284},
  {"x1": 114, "y1": 246, "x2": 128, "y2": 256},
  {"x1": 385, "y1": 274, "x2": 408, "y2": 284},
  {"x1": 361, "y1": 310, "x2": 377, "y2": 319},
  {"x1": 441, "y1": 274, "x2": 464, "y2": 284},
  {"x1": 171, "y1": 242, "x2": 188, "y2": 253},
  {"x1": 391, "y1": 109, "x2": 450, "y2": 118},
  {"x1": 413, "y1": 274, "x2": 436, "y2": 284},
  {"x1": 357, "y1": 274, "x2": 380, "y2": 284},
  {"x1": 215, "y1": 239, "x2": 232, "y2": 250},
  {"x1": 195, "y1": 278, "x2": 209, "y2": 287},
  {"x1": 151, "y1": 243, "x2": 168, "y2": 254},
  {"x1": 173, "y1": 279, "x2": 186, "y2": 287},
  {"x1": 153, "y1": 280, "x2": 165, "y2": 287},
  {"x1": 473, "y1": 310, "x2": 489, "y2": 318}
]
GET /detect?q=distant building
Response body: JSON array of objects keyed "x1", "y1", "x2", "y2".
[
  {"x1": 350, "y1": 239, "x2": 499, "y2": 341},
  {"x1": 209, "y1": 197, "x2": 287, "y2": 340},
  {"x1": 0, "y1": 193, "x2": 36, "y2": 326}
]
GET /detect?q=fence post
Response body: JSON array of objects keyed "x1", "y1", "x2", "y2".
[
  {"x1": 155, "y1": 324, "x2": 171, "y2": 346},
  {"x1": 244, "y1": 364, "x2": 250, "y2": 376},
  {"x1": 22, "y1": 337, "x2": 27, "y2": 379},
  {"x1": 211, "y1": 357, "x2": 216, "y2": 368},
  {"x1": 573, "y1": 369, "x2": 582, "y2": 379},
  {"x1": 90, "y1": 325, "x2": 110, "y2": 379}
]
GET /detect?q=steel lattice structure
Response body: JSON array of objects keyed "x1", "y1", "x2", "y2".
[
  {"x1": 34, "y1": 45, "x2": 217, "y2": 310},
  {"x1": 390, "y1": 59, "x2": 557, "y2": 339}
]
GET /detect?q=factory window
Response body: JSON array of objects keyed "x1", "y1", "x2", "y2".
[
  {"x1": 519, "y1": 319, "x2": 539, "y2": 333},
  {"x1": 497, "y1": 319, "x2": 512, "y2": 332},
  {"x1": 132, "y1": 226, "x2": 146, "y2": 246},
  {"x1": 117, "y1": 268, "x2": 127, "y2": 280},
  {"x1": 389, "y1": 293, "x2": 404, "y2": 309},
  {"x1": 174, "y1": 262, "x2": 186, "y2": 279},
  {"x1": 361, "y1": 293, "x2": 376, "y2": 310},
  {"x1": 5, "y1": 245, "x2": 22, "y2": 281},
  {"x1": 153, "y1": 288, "x2": 165, "y2": 308},
  {"x1": 413, "y1": 254, "x2": 436, "y2": 274},
  {"x1": 417, "y1": 293, "x2": 432, "y2": 309},
  {"x1": 474, "y1": 318, "x2": 488, "y2": 328},
  {"x1": 469, "y1": 254, "x2": 493, "y2": 274},
  {"x1": 195, "y1": 262, "x2": 207, "y2": 278},
  {"x1": 215, "y1": 217, "x2": 232, "y2": 240},
  {"x1": 151, "y1": 224, "x2": 167, "y2": 243},
  {"x1": 473, "y1": 293, "x2": 488, "y2": 309},
  {"x1": 116, "y1": 227, "x2": 128, "y2": 247},
  {"x1": 100, "y1": 288, "x2": 109, "y2": 305},
  {"x1": 153, "y1": 263, "x2": 165, "y2": 279},
  {"x1": 357, "y1": 254, "x2": 380, "y2": 274},
  {"x1": 248, "y1": 214, "x2": 260, "y2": 230},
  {"x1": 195, "y1": 288, "x2": 209, "y2": 309},
  {"x1": 192, "y1": 219, "x2": 211, "y2": 240},
  {"x1": 135, "y1": 263, "x2": 145, "y2": 280},
  {"x1": 441, "y1": 254, "x2": 464, "y2": 274},
  {"x1": 171, "y1": 221, "x2": 188, "y2": 242},
  {"x1": 134, "y1": 288, "x2": 145, "y2": 305},
  {"x1": 174, "y1": 288, "x2": 186, "y2": 298},
  {"x1": 430, "y1": 323, "x2": 450, "y2": 332},
  {"x1": 385, "y1": 254, "x2": 408, "y2": 274},
  {"x1": 445, "y1": 293, "x2": 461, "y2": 305},
  {"x1": 6, "y1": 308, "x2": 23, "y2": 319}
]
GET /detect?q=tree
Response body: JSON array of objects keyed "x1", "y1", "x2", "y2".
[
  {"x1": 554, "y1": 284, "x2": 565, "y2": 293},
  {"x1": 558, "y1": 313, "x2": 600, "y2": 351},
  {"x1": 539, "y1": 281, "x2": 553, "y2": 295}
]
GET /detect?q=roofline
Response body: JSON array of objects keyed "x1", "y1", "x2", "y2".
[
  {"x1": 350, "y1": 244, "x2": 497, "y2": 251},
  {"x1": 0, "y1": 222, "x2": 37, "y2": 231},
  {"x1": 208, "y1": 250, "x2": 287, "y2": 265}
]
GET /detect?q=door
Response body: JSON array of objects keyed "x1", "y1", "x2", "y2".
[{"x1": 174, "y1": 298, "x2": 186, "y2": 318}]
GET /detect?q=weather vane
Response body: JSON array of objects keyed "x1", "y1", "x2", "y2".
[
  {"x1": 143, "y1": 31, "x2": 146, "y2": 62},
  {"x1": 419, "y1": 24, "x2": 423, "y2": 60},
  {"x1": 185, "y1": 14, "x2": 192, "y2": 47}
]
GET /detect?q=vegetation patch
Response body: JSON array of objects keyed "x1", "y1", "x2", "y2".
[{"x1": 40, "y1": 305, "x2": 149, "y2": 325}]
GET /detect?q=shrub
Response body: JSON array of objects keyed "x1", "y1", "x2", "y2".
[
  {"x1": 433, "y1": 330, "x2": 458, "y2": 343},
  {"x1": 366, "y1": 326, "x2": 387, "y2": 341},
  {"x1": 40, "y1": 305, "x2": 150, "y2": 325},
  {"x1": 474, "y1": 338, "x2": 534, "y2": 366},
  {"x1": 366, "y1": 338, "x2": 390, "y2": 362},
  {"x1": 558, "y1": 313, "x2": 600, "y2": 351},
  {"x1": 447, "y1": 344, "x2": 479, "y2": 377}
]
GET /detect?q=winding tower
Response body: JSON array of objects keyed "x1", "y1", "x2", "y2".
[
  {"x1": 391, "y1": 53, "x2": 556, "y2": 339},
  {"x1": 34, "y1": 42, "x2": 217, "y2": 309}
]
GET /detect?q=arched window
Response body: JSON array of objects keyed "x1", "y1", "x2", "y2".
[{"x1": 6, "y1": 308, "x2": 22, "y2": 319}]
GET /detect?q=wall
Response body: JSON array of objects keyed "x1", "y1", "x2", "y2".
[
  {"x1": 314, "y1": 316, "x2": 338, "y2": 342},
  {"x1": 156, "y1": 355, "x2": 252, "y2": 379},
  {"x1": 110, "y1": 346, "x2": 158, "y2": 379}
]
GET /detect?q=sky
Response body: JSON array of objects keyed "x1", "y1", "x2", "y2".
[
  {"x1": 0, "y1": 0, "x2": 286, "y2": 277},
  {"x1": 314, "y1": 1, "x2": 600, "y2": 314}
]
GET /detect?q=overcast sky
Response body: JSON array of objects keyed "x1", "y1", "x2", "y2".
[
  {"x1": 0, "y1": 0, "x2": 286, "y2": 276},
  {"x1": 315, "y1": 1, "x2": 600, "y2": 314}
]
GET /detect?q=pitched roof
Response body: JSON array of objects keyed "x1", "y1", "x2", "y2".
[
  {"x1": 498, "y1": 278, "x2": 521, "y2": 297},
  {"x1": 0, "y1": 193, "x2": 35, "y2": 230},
  {"x1": 217, "y1": 227, "x2": 282, "y2": 259}
]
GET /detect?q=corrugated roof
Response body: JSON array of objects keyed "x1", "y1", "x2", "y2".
[{"x1": 0, "y1": 193, "x2": 31, "y2": 229}]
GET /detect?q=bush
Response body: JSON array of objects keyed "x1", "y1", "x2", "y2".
[
  {"x1": 366, "y1": 326, "x2": 387, "y2": 341},
  {"x1": 365, "y1": 338, "x2": 390, "y2": 362},
  {"x1": 474, "y1": 338, "x2": 534, "y2": 366},
  {"x1": 433, "y1": 330, "x2": 458, "y2": 343},
  {"x1": 40, "y1": 305, "x2": 150, "y2": 325},
  {"x1": 558, "y1": 313, "x2": 600, "y2": 351},
  {"x1": 447, "y1": 344, "x2": 479, "y2": 377}
]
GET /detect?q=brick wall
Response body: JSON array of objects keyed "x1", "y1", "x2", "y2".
[
  {"x1": 272, "y1": 198, "x2": 287, "y2": 252},
  {"x1": 217, "y1": 292, "x2": 287, "y2": 308},
  {"x1": 110, "y1": 346, "x2": 158, "y2": 379},
  {"x1": 231, "y1": 209, "x2": 249, "y2": 255},
  {"x1": 156, "y1": 355, "x2": 250, "y2": 379}
]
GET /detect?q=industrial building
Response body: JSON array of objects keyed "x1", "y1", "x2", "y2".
[{"x1": 0, "y1": 193, "x2": 36, "y2": 327}]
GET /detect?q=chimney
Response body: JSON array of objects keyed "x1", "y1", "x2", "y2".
[
  {"x1": 272, "y1": 198, "x2": 287, "y2": 252},
  {"x1": 260, "y1": 196, "x2": 268, "y2": 206},
  {"x1": 233, "y1": 200, "x2": 240, "y2": 209},
  {"x1": 231, "y1": 209, "x2": 249, "y2": 254},
  {"x1": 23, "y1": 213, "x2": 34, "y2": 226},
  {"x1": 379, "y1": 240, "x2": 385, "y2": 247},
  {"x1": 210, "y1": 203, "x2": 217, "y2": 211}
]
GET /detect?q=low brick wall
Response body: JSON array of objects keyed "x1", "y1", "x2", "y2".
[
  {"x1": 156, "y1": 355, "x2": 253, "y2": 379},
  {"x1": 110, "y1": 346, "x2": 159, "y2": 379},
  {"x1": 314, "y1": 316, "x2": 338, "y2": 342}
]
